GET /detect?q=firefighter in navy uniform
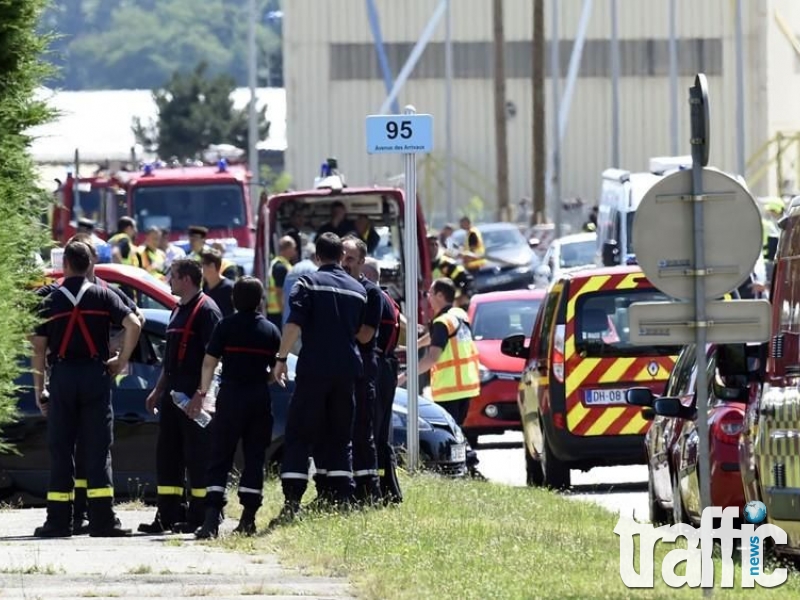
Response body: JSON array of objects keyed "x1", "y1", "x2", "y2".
[
  {"x1": 139, "y1": 259, "x2": 223, "y2": 534},
  {"x1": 270, "y1": 233, "x2": 366, "y2": 527},
  {"x1": 362, "y1": 258, "x2": 403, "y2": 504},
  {"x1": 194, "y1": 277, "x2": 281, "y2": 539},
  {"x1": 336, "y1": 236, "x2": 382, "y2": 504},
  {"x1": 31, "y1": 241, "x2": 142, "y2": 537}
]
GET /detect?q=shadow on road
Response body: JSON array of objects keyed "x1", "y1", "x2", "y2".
[{"x1": 566, "y1": 481, "x2": 648, "y2": 495}]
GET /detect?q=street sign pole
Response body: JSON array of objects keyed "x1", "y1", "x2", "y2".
[
  {"x1": 689, "y1": 75, "x2": 714, "y2": 529},
  {"x1": 403, "y1": 105, "x2": 421, "y2": 474},
  {"x1": 366, "y1": 107, "x2": 433, "y2": 474}
]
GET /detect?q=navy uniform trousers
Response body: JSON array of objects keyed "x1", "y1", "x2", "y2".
[
  {"x1": 205, "y1": 382, "x2": 273, "y2": 510},
  {"x1": 47, "y1": 360, "x2": 116, "y2": 529},
  {"x1": 375, "y1": 353, "x2": 402, "y2": 503}
]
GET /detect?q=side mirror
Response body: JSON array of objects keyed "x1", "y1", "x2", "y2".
[
  {"x1": 501, "y1": 334, "x2": 528, "y2": 359},
  {"x1": 626, "y1": 387, "x2": 656, "y2": 407},
  {"x1": 641, "y1": 407, "x2": 656, "y2": 421},
  {"x1": 602, "y1": 240, "x2": 620, "y2": 267},
  {"x1": 653, "y1": 397, "x2": 696, "y2": 420},
  {"x1": 534, "y1": 265, "x2": 551, "y2": 282},
  {"x1": 717, "y1": 344, "x2": 747, "y2": 378},
  {"x1": 528, "y1": 237, "x2": 540, "y2": 249}
]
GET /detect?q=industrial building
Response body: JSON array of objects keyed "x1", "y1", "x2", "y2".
[{"x1": 283, "y1": 0, "x2": 800, "y2": 227}]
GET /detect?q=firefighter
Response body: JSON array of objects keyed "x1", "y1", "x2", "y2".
[
  {"x1": 428, "y1": 235, "x2": 474, "y2": 308},
  {"x1": 354, "y1": 215, "x2": 380, "y2": 254},
  {"x1": 195, "y1": 277, "x2": 281, "y2": 539},
  {"x1": 108, "y1": 217, "x2": 138, "y2": 265},
  {"x1": 362, "y1": 258, "x2": 402, "y2": 504},
  {"x1": 335, "y1": 236, "x2": 383, "y2": 504},
  {"x1": 267, "y1": 236, "x2": 297, "y2": 331},
  {"x1": 201, "y1": 249, "x2": 235, "y2": 317},
  {"x1": 187, "y1": 226, "x2": 209, "y2": 260},
  {"x1": 583, "y1": 206, "x2": 599, "y2": 232},
  {"x1": 136, "y1": 226, "x2": 168, "y2": 279},
  {"x1": 398, "y1": 278, "x2": 480, "y2": 426},
  {"x1": 457, "y1": 216, "x2": 487, "y2": 272},
  {"x1": 269, "y1": 233, "x2": 367, "y2": 527},
  {"x1": 31, "y1": 241, "x2": 142, "y2": 537},
  {"x1": 139, "y1": 259, "x2": 223, "y2": 534}
]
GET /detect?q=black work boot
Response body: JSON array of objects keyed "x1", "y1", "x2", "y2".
[
  {"x1": 73, "y1": 487, "x2": 89, "y2": 534},
  {"x1": 194, "y1": 507, "x2": 222, "y2": 540},
  {"x1": 266, "y1": 501, "x2": 301, "y2": 532},
  {"x1": 90, "y1": 517, "x2": 132, "y2": 538},
  {"x1": 34, "y1": 501, "x2": 73, "y2": 538},
  {"x1": 232, "y1": 507, "x2": 257, "y2": 536},
  {"x1": 138, "y1": 511, "x2": 174, "y2": 535},
  {"x1": 88, "y1": 499, "x2": 132, "y2": 537}
]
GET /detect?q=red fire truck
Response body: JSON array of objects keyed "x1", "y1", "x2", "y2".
[
  {"x1": 254, "y1": 159, "x2": 432, "y2": 320},
  {"x1": 52, "y1": 158, "x2": 256, "y2": 249}
]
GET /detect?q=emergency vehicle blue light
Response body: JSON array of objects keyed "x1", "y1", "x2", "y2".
[
  {"x1": 217, "y1": 158, "x2": 228, "y2": 172},
  {"x1": 143, "y1": 164, "x2": 154, "y2": 175},
  {"x1": 320, "y1": 162, "x2": 331, "y2": 177}
]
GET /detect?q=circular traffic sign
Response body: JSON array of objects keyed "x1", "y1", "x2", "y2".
[{"x1": 632, "y1": 167, "x2": 762, "y2": 301}]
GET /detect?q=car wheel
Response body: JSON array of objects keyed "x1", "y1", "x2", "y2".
[
  {"x1": 672, "y1": 472, "x2": 687, "y2": 524},
  {"x1": 541, "y1": 432, "x2": 571, "y2": 490},
  {"x1": 649, "y1": 471, "x2": 671, "y2": 525},
  {"x1": 525, "y1": 446, "x2": 544, "y2": 487}
]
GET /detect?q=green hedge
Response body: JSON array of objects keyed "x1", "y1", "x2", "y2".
[{"x1": 0, "y1": 0, "x2": 53, "y2": 447}]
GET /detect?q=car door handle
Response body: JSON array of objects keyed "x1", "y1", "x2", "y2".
[{"x1": 118, "y1": 413, "x2": 145, "y2": 424}]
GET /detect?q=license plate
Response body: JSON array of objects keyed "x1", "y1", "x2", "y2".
[
  {"x1": 585, "y1": 389, "x2": 628, "y2": 406},
  {"x1": 450, "y1": 443, "x2": 466, "y2": 463}
]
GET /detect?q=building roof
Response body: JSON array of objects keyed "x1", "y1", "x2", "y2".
[{"x1": 26, "y1": 87, "x2": 286, "y2": 164}]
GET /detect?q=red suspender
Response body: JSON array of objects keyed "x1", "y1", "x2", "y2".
[
  {"x1": 55, "y1": 281, "x2": 108, "y2": 359},
  {"x1": 380, "y1": 290, "x2": 401, "y2": 354},
  {"x1": 167, "y1": 296, "x2": 207, "y2": 363},
  {"x1": 223, "y1": 346, "x2": 276, "y2": 356}
]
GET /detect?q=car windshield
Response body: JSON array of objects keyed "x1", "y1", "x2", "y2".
[
  {"x1": 576, "y1": 289, "x2": 683, "y2": 357},
  {"x1": 472, "y1": 299, "x2": 542, "y2": 341},
  {"x1": 452, "y1": 226, "x2": 527, "y2": 251},
  {"x1": 132, "y1": 183, "x2": 246, "y2": 232},
  {"x1": 560, "y1": 240, "x2": 597, "y2": 268}
]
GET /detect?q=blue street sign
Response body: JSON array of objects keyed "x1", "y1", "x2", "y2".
[{"x1": 366, "y1": 114, "x2": 434, "y2": 155}]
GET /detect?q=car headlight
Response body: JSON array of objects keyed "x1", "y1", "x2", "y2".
[{"x1": 479, "y1": 363, "x2": 494, "y2": 383}]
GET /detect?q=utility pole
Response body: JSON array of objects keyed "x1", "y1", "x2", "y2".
[
  {"x1": 247, "y1": 0, "x2": 260, "y2": 211},
  {"x1": 532, "y1": 0, "x2": 545, "y2": 225},
  {"x1": 492, "y1": 0, "x2": 510, "y2": 222},
  {"x1": 610, "y1": 0, "x2": 620, "y2": 167},
  {"x1": 445, "y1": 0, "x2": 454, "y2": 223}
]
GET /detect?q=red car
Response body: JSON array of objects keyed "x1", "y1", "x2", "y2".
[
  {"x1": 464, "y1": 289, "x2": 546, "y2": 445},
  {"x1": 44, "y1": 264, "x2": 178, "y2": 311}
]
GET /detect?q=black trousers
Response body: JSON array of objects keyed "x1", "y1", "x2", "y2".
[
  {"x1": 440, "y1": 398, "x2": 471, "y2": 426},
  {"x1": 155, "y1": 389, "x2": 212, "y2": 526},
  {"x1": 376, "y1": 355, "x2": 402, "y2": 503},
  {"x1": 267, "y1": 313, "x2": 283, "y2": 333},
  {"x1": 47, "y1": 361, "x2": 116, "y2": 529},
  {"x1": 281, "y1": 374, "x2": 355, "y2": 503},
  {"x1": 206, "y1": 382, "x2": 273, "y2": 510},
  {"x1": 351, "y1": 354, "x2": 379, "y2": 500}
]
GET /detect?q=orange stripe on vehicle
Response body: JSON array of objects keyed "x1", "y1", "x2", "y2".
[
  {"x1": 597, "y1": 357, "x2": 636, "y2": 384},
  {"x1": 584, "y1": 407, "x2": 626, "y2": 436},
  {"x1": 566, "y1": 358, "x2": 601, "y2": 395},
  {"x1": 605, "y1": 407, "x2": 638, "y2": 436},
  {"x1": 570, "y1": 406, "x2": 600, "y2": 435},
  {"x1": 616, "y1": 272, "x2": 645, "y2": 290},
  {"x1": 567, "y1": 402, "x2": 592, "y2": 432},
  {"x1": 619, "y1": 411, "x2": 652, "y2": 435}
]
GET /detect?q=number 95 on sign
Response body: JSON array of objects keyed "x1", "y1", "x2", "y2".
[{"x1": 366, "y1": 114, "x2": 434, "y2": 155}]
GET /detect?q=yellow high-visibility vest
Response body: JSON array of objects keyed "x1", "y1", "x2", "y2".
[
  {"x1": 267, "y1": 256, "x2": 292, "y2": 314},
  {"x1": 108, "y1": 233, "x2": 137, "y2": 265},
  {"x1": 431, "y1": 306, "x2": 481, "y2": 402},
  {"x1": 137, "y1": 247, "x2": 167, "y2": 279},
  {"x1": 463, "y1": 227, "x2": 487, "y2": 270}
]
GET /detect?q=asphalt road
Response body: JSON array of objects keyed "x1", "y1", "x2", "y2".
[{"x1": 475, "y1": 431, "x2": 651, "y2": 521}]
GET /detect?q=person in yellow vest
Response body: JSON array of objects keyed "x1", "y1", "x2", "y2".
[
  {"x1": 428, "y1": 235, "x2": 474, "y2": 308},
  {"x1": 457, "y1": 216, "x2": 487, "y2": 272},
  {"x1": 267, "y1": 236, "x2": 297, "y2": 331},
  {"x1": 136, "y1": 226, "x2": 168, "y2": 280},
  {"x1": 398, "y1": 278, "x2": 480, "y2": 426},
  {"x1": 354, "y1": 215, "x2": 380, "y2": 254},
  {"x1": 108, "y1": 216, "x2": 138, "y2": 265},
  {"x1": 187, "y1": 225, "x2": 209, "y2": 261},
  {"x1": 762, "y1": 198, "x2": 784, "y2": 262},
  {"x1": 209, "y1": 242, "x2": 240, "y2": 280}
]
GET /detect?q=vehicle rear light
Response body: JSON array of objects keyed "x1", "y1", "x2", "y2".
[
  {"x1": 712, "y1": 413, "x2": 744, "y2": 446},
  {"x1": 553, "y1": 412, "x2": 565, "y2": 429},
  {"x1": 552, "y1": 324, "x2": 565, "y2": 383}
]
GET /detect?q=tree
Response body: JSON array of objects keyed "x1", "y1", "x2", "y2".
[
  {"x1": 132, "y1": 61, "x2": 270, "y2": 161},
  {"x1": 0, "y1": 0, "x2": 53, "y2": 445}
]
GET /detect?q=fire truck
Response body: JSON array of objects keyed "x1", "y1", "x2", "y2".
[
  {"x1": 254, "y1": 158, "x2": 432, "y2": 321},
  {"x1": 51, "y1": 152, "x2": 257, "y2": 249}
]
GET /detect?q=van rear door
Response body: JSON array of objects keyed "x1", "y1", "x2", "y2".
[{"x1": 563, "y1": 272, "x2": 681, "y2": 437}]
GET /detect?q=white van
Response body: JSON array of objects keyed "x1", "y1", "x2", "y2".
[{"x1": 596, "y1": 156, "x2": 692, "y2": 267}]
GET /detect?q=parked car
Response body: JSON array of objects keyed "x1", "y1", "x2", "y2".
[
  {"x1": 0, "y1": 310, "x2": 466, "y2": 504},
  {"x1": 628, "y1": 343, "x2": 757, "y2": 526},
  {"x1": 449, "y1": 223, "x2": 535, "y2": 293},
  {"x1": 464, "y1": 289, "x2": 545, "y2": 445},
  {"x1": 501, "y1": 266, "x2": 680, "y2": 489},
  {"x1": 44, "y1": 264, "x2": 178, "y2": 311},
  {"x1": 173, "y1": 239, "x2": 253, "y2": 277},
  {"x1": 536, "y1": 232, "x2": 598, "y2": 283}
]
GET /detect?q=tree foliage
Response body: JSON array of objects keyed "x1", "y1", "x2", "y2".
[
  {"x1": 132, "y1": 62, "x2": 270, "y2": 161},
  {"x1": 40, "y1": 0, "x2": 283, "y2": 90},
  {"x1": 0, "y1": 0, "x2": 54, "y2": 444}
]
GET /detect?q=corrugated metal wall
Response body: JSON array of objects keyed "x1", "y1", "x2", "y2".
[{"x1": 284, "y1": 0, "x2": 796, "y2": 228}]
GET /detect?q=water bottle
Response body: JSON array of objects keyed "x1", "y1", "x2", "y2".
[
  {"x1": 204, "y1": 363, "x2": 223, "y2": 414},
  {"x1": 170, "y1": 391, "x2": 212, "y2": 428}
]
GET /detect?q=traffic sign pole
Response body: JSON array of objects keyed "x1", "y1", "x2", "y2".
[
  {"x1": 403, "y1": 105, "x2": 421, "y2": 474},
  {"x1": 690, "y1": 76, "x2": 714, "y2": 537},
  {"x1": 366, "y1": 106, "x2": 433, "y2": 474}
]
